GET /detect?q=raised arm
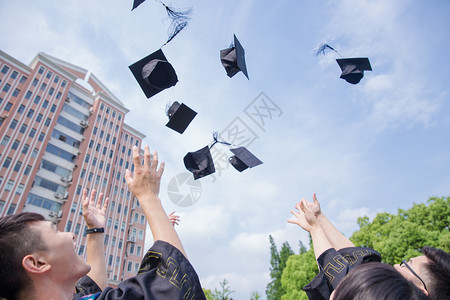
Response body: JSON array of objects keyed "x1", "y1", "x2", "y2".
[
  {"x1": 125, "y1": 145, "x2": 187, "y2": 258},
  {"x1": 82, "y1": 188, "x2": 109, "y2": 290},
  {"x1": 304, "y1": 193, "x2": 354, "y2": 250},
  {"x1": 288, "y1": 198, "x2": 333, "y2": 260}
]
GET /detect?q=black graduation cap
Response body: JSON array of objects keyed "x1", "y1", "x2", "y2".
[
  {"x1": 336, "y1": 57, "x2": 372, "y2": 84},
  {"x1": 184, "y1": 146, "x2": 215, "y2": 180},
  {"x1": 166, "y1": 101, "x2": 197, "y2": 134},
  {"x1": 229, "y1": 147, "x2": 263, "y2": 172},
  {"x1": 220, "y1": 34, "x2": 249, "y2": 79},
  {"x1": 129, "y1": 49, "x2": 178, "y2": 99},
  {"x1": 132, "y1": 0, "x2": 145, "y2": 10}
]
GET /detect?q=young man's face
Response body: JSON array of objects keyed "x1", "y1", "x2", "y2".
[
  {"x1": 394, "y1": 255, "x2": 429, "y2": 293},
  {"x1": 31, "y1": 221, "x2": 90, "y2": 281}
]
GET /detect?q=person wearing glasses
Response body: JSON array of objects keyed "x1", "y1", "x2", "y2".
[
  {"x1": 394, "y1": 247, "x2": 450, "y2": 300},
  {"x1": 330, "y1": 262, "x2": 429, "y2": 300},
  {"x1": 288, "y1": 194, "x2": 450, "y2": 300}
]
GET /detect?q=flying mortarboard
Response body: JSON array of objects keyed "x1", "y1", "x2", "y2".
[
  {"x1": 166, "y1": 101, "x2": 197, "y2": 134},
  {"x1": 184, "y1": 146, "x2": 215, "y2": 180},
  {"x1": 129, "y1": 49, "x2": 178, "y2": 99},
  {"x1": 132, "y1": 0, "x2": 145, "y2": 10},
  {"x1": 229, "y1": 147, "x2": 263, "y2": 172},
  {"x1": 220, "y1": 34, "x2": 249, "y2": 79},
  {"x1": 336, "y1": 57, "x2": 372, "y2": 85}
]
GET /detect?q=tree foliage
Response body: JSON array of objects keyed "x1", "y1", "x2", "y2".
[
  {"x1": 266, "y1": 235, "x2": 295, "y2": 300},
  {"x1": 276, "y1": 196, "x2": 449, "y2": 297},
  {"x1": 208, "y1": 279, "x2": 234, "y2": 300},
  {"x1": 350, "y1": 196, "x2": 449, "y2": 264},
  {"x1": 281, "y1": 247, "x2": 317, "y2": 300}
]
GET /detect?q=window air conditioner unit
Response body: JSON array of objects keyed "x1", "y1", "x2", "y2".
[
  {"x1": 57, "y1": 210, "x2": 63, "y2": 218},
  {"x1": 60, "y1": 176, "x2": 67, "y2": 182},
  {"x1": 49, "y1": 211, "x2": 57, "y2": 217},
  {"x1": 65, "y1": 97, "x2": 70, "y2": 103},
  {"x1": 55, "y1": 193, "x2": 63, "y2": 199},
  {"x1": 63, "y1": 192, "x2": 69, "y2": 199}
]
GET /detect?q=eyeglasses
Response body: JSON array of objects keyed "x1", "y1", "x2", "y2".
[{"x1": 400, "y1": 259, "x2": 428, "y2": 292}]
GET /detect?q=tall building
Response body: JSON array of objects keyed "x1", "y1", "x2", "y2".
[{"x1": 0, "y1": 50, "x2": 147, "y2": 285}]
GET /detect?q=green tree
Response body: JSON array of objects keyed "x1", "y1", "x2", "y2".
[
  {"x1": 210, "y1": 279, "x2": 234, "y2": 300},
  {"x1": 280, "y1": 246, "x2": 317, "y2": 300},
  {"x1": 266, "y1": 235, "x2": 295, "y2": 300},
  {"x1": 350, "y1": 197, "x2": 450, "y2": 264},
  {"x1": 250, "y1": 291, "x2": 262, "y2": 300}
]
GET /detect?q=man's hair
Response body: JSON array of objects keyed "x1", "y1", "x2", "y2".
[
  {"x1": 0, "y1": 212, "x2": 47, "y2": 299},
  {"x1": 422, "y1": 247, "x2": 450, "y2": 300},
  {"x1": 333, "y1": 262, "x2": 428, "y2": 300}
]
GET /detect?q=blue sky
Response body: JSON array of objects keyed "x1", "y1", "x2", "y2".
[{"x1": 2, "y1": 0, "x2": 450, "y2": 298}]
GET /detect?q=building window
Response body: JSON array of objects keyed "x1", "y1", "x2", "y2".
[
  {"x1": 75, "y1": 223, "x2": 81, "y2": 235},
  {"x1": 13, "y1": 161, "x2": 22, "y2": 172},
  {"x1": 32, "y1": 78, "x2": 38, "y2": 86},
  {"x1": 20, "y1": 75, "x2": 27, "y2": 83},
  {"x1": 27, "y1": 109, "x2": 34, "y2": 118},
  {"x1": 138, "y1": 230, "x2": 144, "y2": 240},
  {"x1": 129, "y1": 243, "x2": 135, "y2": 254},
  {"x1": 9, "y1": 119, "x2": 18, "y2": 129},
  {"x1": 127, "y1": 262, "x2": 132, "y2": 272},
  {"x1": 24, "y1": 165, "x2": 32, "y2": 175},
  {"x1": 62, "y1": 80, "x2": 67, "y2": 87},
  {"x1": 80, "y1": 169, "x2": 86, "y2": 178},
  {"x1": 104, "y1": 234, "x2": 109, "y2": 245},
  {"x1": 38, "y1": 133, "x2": 45, "y2": 142},
  {"x1": 1, "y1": 135, "x2": 10, "y2": 145},
  {"x1": 40, "y1": 83, "x2": 47, "y2": 91},
  {"x1": 115, "y1": 256, "x2": 120, "y2": 267},
  {"x1": 3, "y1": 157, "x2": 12, "y2": 168},
  {"x1": 121, "y1": 222, "x2": 125, "y2": 232},
  {"x1": 76, "y1": 185, "x2": 82, "y2": 195},
  {"x1": 114, "y1": 220, "x2": 118, "y2": 230},
  {"x1": 31, "y1": 148, "x2": 39, "y2": 158},
  {"x1": 56, "y1": 91, "x2": 62, "y2": 99},
  {"x1": 71, "y1": 202, "x2": 77, "y2": 213},
  {"x1": 0, "y1": 200, "x2": 5, "y2": 214},
  {"x1": 49, "y1": 87, "x2": 54, "y2": 95},
  {"x1": 88, "y1": 172, "x2": 93, "y2": 181},
  {"x1": 38, "y1": 66, "x2": 44, "y2": 74},
  {"x1": 119, "y1": 239, "x2": 123, "y2": 249},
  {"x1": 29, "y1": 128, "x2": 36, "y2": 138},
  {"x1": 12, "y1": 89, "x2": 20, "y2": 97},
  {"x1": 22, "y1": 144, "x2": 29, "y2": 154},
  {"x1": 78, "y1": 245, "x2": 84, "y2": 255},
  {"x1": 2, "y1": 84, "x2": 11, "y2": 93},
  {"x1": 19, "y1": 124, "x2": 27, "y2": 134},
  {"x1": 17, "y1": 104, "x2": 25, "y2": 114},
  {"x1": 5, "y1": 179, "x2": 14, "y2": 191},
  {"x1": 66, "y1": 221, "x2": 72, "y2": 232},
  {"x1": 11, "y1": 71, "x2": 18, "y2": 79},
  {"x1": 44, "y1": 118, "x2": 51, "y2": 126},
  {"x1": 36, "y1": 113, "x2": 43, "y2": 123},
  {"x1": 7, "y1": 204, "x2": 16, "y2": 215},
  {"x1": 50, "y1": 104, "x2": 57, "y2": 112},
  {"x1": 134, "y1": 263, "x2": 139, "y2": 274},
  {"x1": 16, "y1": 183, "x2": 25, "y2": 195},
  {"x1": 11, "y1": 139, "x2": 19, "y2": 150},
  {"x1": 54, "y1": 76, "x2": 59, "y2": 83},
  {"x1": 1, "y1": 66, "x2": 9, "y2": 74},
  {"x1": 43, "y1": 100, "x2": 49, "y2": 108},
  {"x1": 137, "y1": 246, "x2": 142, "y2": 257},
  {"x1": 140, "y1": 215, "x2": 145, "y2": 224},
  {"x1": 4, "y1": 102, "x2": 13, "y2": 111},
  {"x1": 46, "y1": 71, "x2": 52, "y2": 79},
  {"x1": 25, "y1": 91, "x2": 32, "y2": 99}
]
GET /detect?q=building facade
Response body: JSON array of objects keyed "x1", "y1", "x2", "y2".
[{"x1": 0, "y1": 50, "x2": 147, "y2": 285}]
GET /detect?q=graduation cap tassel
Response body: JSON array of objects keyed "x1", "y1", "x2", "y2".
[
  {"x1": 316, "y1": 43, "x2": 342, "y2": 57},
  {"x1": 210, "y1": 132, "x2": 233, "y2": 149},
  {"x1": 156, "y1": 0, "x2": 192, "y2": 46}
]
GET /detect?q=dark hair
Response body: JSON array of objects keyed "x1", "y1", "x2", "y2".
[
  {"x1": 332, "y1": 262, "x2": 428, "y2": 300},
  {"x1": 0, "y1": 212, "x2": 47, "y2": 299},
  {"x1": 422, "y1": 247, "x2": 450, "y2": 300}
]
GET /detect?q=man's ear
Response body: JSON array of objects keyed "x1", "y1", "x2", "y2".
[{"x1": 22, "y1": 254, "x2": 51, "y2": 274}]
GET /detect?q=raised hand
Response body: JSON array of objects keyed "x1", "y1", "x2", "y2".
[
  {"x1": 168, "y1": 211, "x2": 180, "y2": 227},
  {"x1": 288, "y1": 198, "x2": 314, "y2": 232},
  {"x1": 125, "y1": 145, "x2": 165, "y2": 200},
  {"x1": 82, "y1": 189, "x2": 108, "y2": 229}
]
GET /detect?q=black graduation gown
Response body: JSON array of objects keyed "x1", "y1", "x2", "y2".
[
  {"x1": 303, "y1": 247, "x2": 381, "y2": 300},
  {"x1": 74, "y1": 240, "x2": 206, "y2": 300}
]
